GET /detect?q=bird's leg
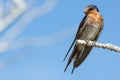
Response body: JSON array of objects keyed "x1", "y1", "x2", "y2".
[
  {"x1": 92, "y1": 40, "x2": 96, "y2": 46},
  {"x1": 84, "y1": 39, "x2": 90, "y2": 45}
]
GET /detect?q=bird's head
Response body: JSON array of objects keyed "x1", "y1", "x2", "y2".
[{"x1": 84, "y1": 5, "x2": 99, "y2": 14}]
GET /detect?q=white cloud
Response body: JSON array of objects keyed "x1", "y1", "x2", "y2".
[
  {"x1": 0, "y1": 0, "x2": 27, "y2": 32},
  {"x1": 7, "y1": 26, "x2": 76, "y2": 52},
  {"x1": 0, "y1": 0, "x2": 60, "y2": 53}
]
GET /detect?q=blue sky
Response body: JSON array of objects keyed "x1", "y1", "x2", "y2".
[{"x1": 0, "y1": 0, "x2": 120, "y2": 80}]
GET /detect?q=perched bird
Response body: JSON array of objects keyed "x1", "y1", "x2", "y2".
[{"x1": 64, "y1": 5, "x2": 104, "y2": 73}]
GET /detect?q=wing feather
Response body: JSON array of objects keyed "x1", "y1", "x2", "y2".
[
  {"x1": 74, "y1": 22, "x2": 104, "y2": 68},
  {"x1": 63, "y1": 15, "x2": 87, "y2": 61}
]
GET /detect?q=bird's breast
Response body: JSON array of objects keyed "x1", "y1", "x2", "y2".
[{"x1": 80, "y1": 23, "x2": 100, "y2": 40}]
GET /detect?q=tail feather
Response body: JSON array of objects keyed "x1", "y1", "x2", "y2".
[
  {"x1": 71, "y1": 61, "x2": 76, "y2": 74},
  {"x1": 64, "y1": 46, "x2": 77, "y2": 72},
  {"x1": 75, "y1": 46, "x2": 92, "y2": 68},
  {"x1": 71, "y1": 67, "x2": 75, "y2": 74},
  {"x1": 63, "y1": 39, "x2": 76, "y2": 61},
  {"x1": 64, "y1": 45, "x2": 83, "y2": 73},
  {"x1": 64, "y1": 58, "x2": 72, "y2": 72}
]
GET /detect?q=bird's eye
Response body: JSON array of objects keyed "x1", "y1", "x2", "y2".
[{"x1": 89, "y1": 8, "x2": 94, "y2": 11}]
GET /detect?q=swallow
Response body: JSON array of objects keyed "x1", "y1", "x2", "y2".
[{"x1": 64, "y1": 5, "x2": 104, "y2": 73}]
